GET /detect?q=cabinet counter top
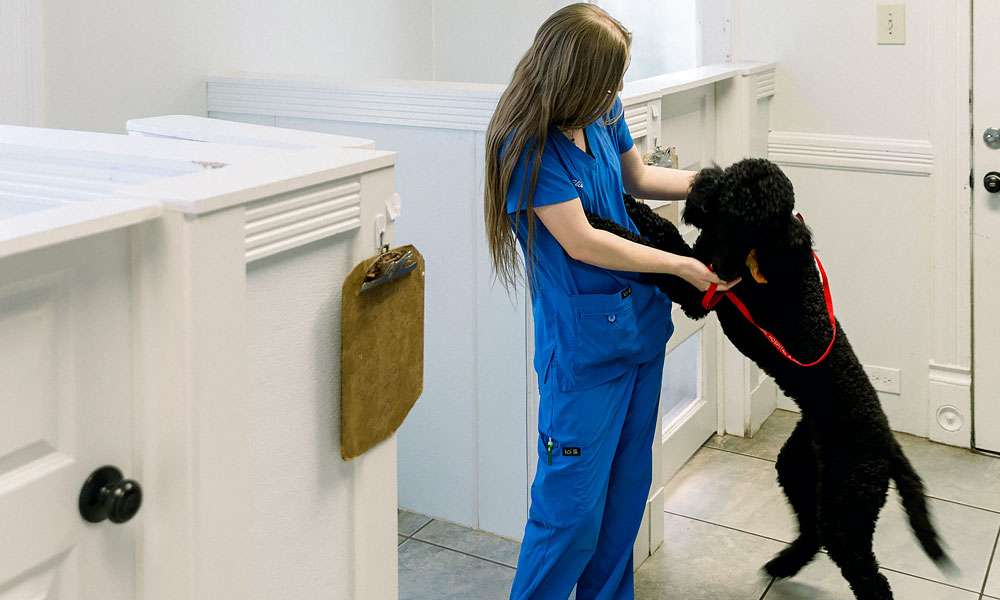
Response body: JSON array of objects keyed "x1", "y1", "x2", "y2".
[{"x1": 0, "y1": 124, "x2": 394, "y2": 259}]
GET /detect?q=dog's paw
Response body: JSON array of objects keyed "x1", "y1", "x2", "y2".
[{"x1": 762, "y1": 544, "x2": 818, "y2": 579}]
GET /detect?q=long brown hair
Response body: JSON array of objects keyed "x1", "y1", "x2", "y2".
[{"x1": 484, "y1": 3, "x2": 631, "y2": 289}]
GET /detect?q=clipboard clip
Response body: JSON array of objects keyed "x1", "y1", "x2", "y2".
[{"x1": 361, "y1": 241, "x2": 417, "y2": 293}]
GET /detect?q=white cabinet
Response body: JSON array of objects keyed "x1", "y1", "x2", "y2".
[
  {"x1": 0, "y1": 122, "x2": 399, "y2": 599},
  {"x1": 0, "y1": 230, "x2": 141, "y2": 599}
]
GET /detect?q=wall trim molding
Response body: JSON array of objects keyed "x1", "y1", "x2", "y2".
[
  {"x1": 244, "y1": 178, "x2": 361, "y2": 263},
  {"x1": 209, "y1": 77, "x2": 504, "y2": 132},
  {"x1": 754, "y1": 68, "x2": 776, "y2": 101},
  {"x1": 928, "y1": 361, "x2": 972, "y2": 387},
  {"x1": 769, "y1": 131, "x2": 935, "y2": 177},
  {"x1": 624, "y1": 104, "x2": 650, "y2": 143}
]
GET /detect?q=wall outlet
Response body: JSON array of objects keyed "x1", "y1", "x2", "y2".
[
  {"x1": 877, "y1": 4, "x2": 906, "y2": 45},
  {"x1": 865, "y1": 365, "x2": 901, "y2": 395}
]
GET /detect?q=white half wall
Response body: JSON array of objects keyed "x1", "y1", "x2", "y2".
[{"x1": 34, "y1": 0, "x2": 434, "y2": 132}]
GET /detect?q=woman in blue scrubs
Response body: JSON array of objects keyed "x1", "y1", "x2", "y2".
[{"x1": 484, "y1": 4, "x2": 738, "y2": 600}]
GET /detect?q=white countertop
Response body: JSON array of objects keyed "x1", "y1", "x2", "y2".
[
  {"x1": 122, "y1": 145, "x2": 394, "y2": 215},
  {"x1": 126, "y1": 114, "x2": 375, "y2": 150},
  {"x1": 0, "y1": 124, "x2": 394, "y2": 259},
  {"x1": 622, "y1": 62, "x2": 773, "y2": 104}
]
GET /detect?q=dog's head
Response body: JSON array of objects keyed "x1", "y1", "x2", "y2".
[{"x1": 683, "y1": 158, "x2": 812, "y2": 283}]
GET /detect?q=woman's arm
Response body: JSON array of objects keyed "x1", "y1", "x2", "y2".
[
  {"x1": 619, "y1": 145, "x2": 695, "y2": 200},
  {"x1": 534, "y1": 199, "x2": 735, "y2": 292}
]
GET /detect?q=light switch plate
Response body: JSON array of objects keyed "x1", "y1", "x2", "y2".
[{"x1": 878, "y1": 4, "x2": 906, "y2": 45}]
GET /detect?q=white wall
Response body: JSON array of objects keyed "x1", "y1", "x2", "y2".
[
  {"x1": 16, "y1": 0, "x2": 434, "y2": 132},
  {"x1": 598, "y1": 0, "x2": 700, "y2": 80},
  {"x1": 7, "y1": 1, "x2": 712, "y2": 129},
  {"x1": 430, "y1": 0, "x2": 575, "y2": 83},
  {"x1": 1, "y1": 0, "x2": 43, "y2": 126},
  {"x1": 733, "y1": 0, "x2": 971, "y2": 440},
  {"x1": 431, "y1": 0, "x2": 704, "y2": 84}
]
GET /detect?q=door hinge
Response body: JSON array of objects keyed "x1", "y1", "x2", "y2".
[{"x1": 970, "y1": 169, "x2": 975, "y2": 189}]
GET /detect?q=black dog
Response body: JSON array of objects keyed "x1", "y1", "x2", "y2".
[{"x1": 588, "y1": 158, "x2": 953, "y2": 600}]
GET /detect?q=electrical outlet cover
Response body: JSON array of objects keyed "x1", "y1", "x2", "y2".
[
  {"x1": 878, "y1": 4, "x2": 906, "y2": 45},
  {"x1": 865, "y1": 365, "x2": 901, "y2": 395}
]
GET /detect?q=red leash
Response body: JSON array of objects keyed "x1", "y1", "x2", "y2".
[{"x1": 701, "y1": 250, "x2": 837, "y2": 368}]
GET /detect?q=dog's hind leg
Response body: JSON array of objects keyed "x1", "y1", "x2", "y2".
[
  {"x1": 819, "y1": 463, "x2": 893, "y2": 600},
  {"x1": 763, "y1": 419, "x2": 821, "y2": 578}
]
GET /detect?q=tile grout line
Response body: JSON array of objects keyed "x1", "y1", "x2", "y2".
[
  {"x1": 757, "y1": 576, "x2": 776, "y2": 600},
  {"x1": 978, "y1": 525, "x2": 1000, "y2": 598},
  {"x1": 401, "y1": 517, "x2": 520, "y2": 570},
  {"x1": 408, "y1": 518, "x2": 434, "y2": 538},
  {"x1": 926, "y1": 496, "x2": 1000, "y2": 517},
  {"x1": 664, "y1": 508, "x2": 988, "y2": 596},
  {"x1": 663, "y1": 509, "x2": 793, "y2": 546},
  {"x1": 397, "y1": 516, "x2": 434, "y2": 547},
  {"x1": 877, "y1": 564, "x2": 984, "y2": 595},
  {"x1": 702, "y1": 444, "x2": 777, "y2": 463},
  {"x1": 700, "y1": 445, "x2": 1000, "y2": 516},
  {"x1": 404, "y1": 536, "x2": 518, "y2": 570}
]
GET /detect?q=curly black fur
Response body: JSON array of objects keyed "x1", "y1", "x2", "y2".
[{"x1": 589, "y1": 159, "x2": 955, "y2": 600}]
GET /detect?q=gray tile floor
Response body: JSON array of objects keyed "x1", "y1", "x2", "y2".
[{"x1": 399, "y1": 409, "x2": 1000, "y2": 599}]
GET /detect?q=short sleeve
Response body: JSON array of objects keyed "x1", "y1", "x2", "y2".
[
  {"x1": 607, "y1": 97, "x2": 634, "y2": 155},
  {"x1": 504, "y1": 140, "x2": 579, "y2": 214}
]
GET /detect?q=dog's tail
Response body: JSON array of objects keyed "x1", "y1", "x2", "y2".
[{"x1": 890, "y1": 440, "x2": 958, "y2": 575}]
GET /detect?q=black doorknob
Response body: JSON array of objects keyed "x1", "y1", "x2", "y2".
[
  {"x1": 79, "y1": 466, "x2": 143, "y2": 524},
  {"x1": 986, "y1": 172, "x2": 1000, "y2": 194}
]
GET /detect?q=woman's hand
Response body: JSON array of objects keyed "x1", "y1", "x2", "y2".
[{"x1": 675, "y1": 257, "x2": 741, "y2": 292}]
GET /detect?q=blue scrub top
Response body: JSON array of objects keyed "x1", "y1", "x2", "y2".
[{"x1": 504, "y1": 97, "x2": 674, "y2": 392}]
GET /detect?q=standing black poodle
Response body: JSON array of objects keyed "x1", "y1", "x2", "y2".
[{"x1": 588, "y1": 158, "x2": 953, "y2": 600}]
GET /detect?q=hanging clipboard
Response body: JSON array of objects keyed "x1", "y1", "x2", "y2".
[{"x1": 340, "y1": 244, "x2": 425, "y2": 459}]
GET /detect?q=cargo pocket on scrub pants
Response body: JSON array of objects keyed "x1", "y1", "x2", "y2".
[{"x1": 561, "y1": 286, "x2": 643, "y2": 394}]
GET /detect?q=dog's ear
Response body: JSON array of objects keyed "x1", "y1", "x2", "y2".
[
  {"x1": 683, "y1": 166, "x2": 725, "y2": 228},
  {"x1": 745, "y1": 249, "x2": 768, "y2": 284}
]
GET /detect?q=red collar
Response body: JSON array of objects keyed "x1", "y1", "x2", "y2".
[{"x1": 701, "y1": 236, "x2": 836, "y2": 367}]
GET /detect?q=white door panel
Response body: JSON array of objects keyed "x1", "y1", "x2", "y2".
[{"x1": 0, "y1": 232, "x2": 136, "y2": 598}]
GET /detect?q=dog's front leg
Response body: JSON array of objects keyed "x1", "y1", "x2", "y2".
[
  {"x1": 585, "y1": 211, "x2": 707, "y2": 318},
  {"x1": 622, "y1": 195, "x2": 692, "y2": 259}
]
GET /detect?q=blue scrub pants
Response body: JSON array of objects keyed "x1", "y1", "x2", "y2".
[{"x1": 509, "y1": 350, "x2": 666, "y2": 600}]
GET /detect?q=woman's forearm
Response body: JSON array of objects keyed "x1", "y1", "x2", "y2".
[
  {"x1": 533, "y1": 197, "x2": 729, "y2": 291},
  {"x1": 568, "y1": 227, "x2": 688, "y2": 275},
  {"x1": 628, "y1": 165, "x2": 696, "y2": 201}
]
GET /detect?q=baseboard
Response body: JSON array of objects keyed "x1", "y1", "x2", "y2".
[
  {"x1": 928, "y1": 361, "x2": 972, "y2": 447},
  {"x1": 758, "y1": 364, "x2": 970, "y2": 448}
]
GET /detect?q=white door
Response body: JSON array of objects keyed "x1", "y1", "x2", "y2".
[
  {"x1": 973, "y1": 1, "x2": 1000, "y2": 454},
  {"x1": 634, "y1": 205, "x2": 720, "y2": 566},
  {"x1": 0, "y1": 232, "x2": 138, "y2": 598}
]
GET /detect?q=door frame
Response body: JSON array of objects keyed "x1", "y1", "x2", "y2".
[{"x1": 971, "y1": 0, "x2": 1000, "y2": 454}]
